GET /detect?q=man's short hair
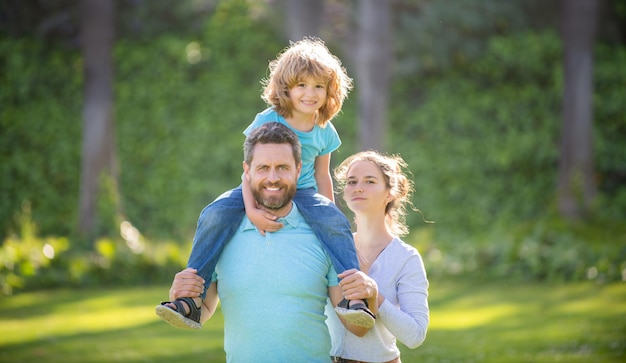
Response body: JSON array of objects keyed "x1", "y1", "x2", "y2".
[{"x1": 244, "y1": 122, "x2": 302, "y2": 165}]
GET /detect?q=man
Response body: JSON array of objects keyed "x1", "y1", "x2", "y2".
[{"x1": 161, "y1": 122, "x2": 348, "y2": 362}]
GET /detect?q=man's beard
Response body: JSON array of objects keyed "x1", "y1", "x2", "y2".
[{"x1": 252, "y1": 182, "x2": 296, "y2": 210}]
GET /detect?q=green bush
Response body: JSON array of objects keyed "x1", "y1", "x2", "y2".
[
  {"x1": 0, "y1": 202, "x2": 70, "y2": 294},
  {"x1": 414, "y1": 214, "x2": 625, "y2": 283},
  {"x1": 0, "y1": 204, "x2": 189, "y2": 295},
  {"x1": 2, "y1": 203, "x2": 623, "y2": 297}
]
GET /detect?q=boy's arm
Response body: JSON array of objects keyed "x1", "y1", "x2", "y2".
[
  {"x1": 314, "y1": 153, "x2": 335, "y2": 202},
  {"x1": 242, "y1": 173, "x2": 283, "y2": 234}
]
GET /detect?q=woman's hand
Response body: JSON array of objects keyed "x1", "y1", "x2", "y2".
[{"x1": 338, "y1": 269, "x2": 379, "y2": 305}]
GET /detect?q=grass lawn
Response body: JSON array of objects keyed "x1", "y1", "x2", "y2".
[{"x1": 1, "y1": 280, "x2": 624, "y2": 363}]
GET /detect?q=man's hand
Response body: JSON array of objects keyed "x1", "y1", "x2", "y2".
[{"x1": 169, "y1": 268, "x2": 205, "y2": 301}]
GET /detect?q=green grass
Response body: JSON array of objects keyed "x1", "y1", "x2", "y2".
[{"x1": 1, "y1": 280, "x2": 624, "y2": 363}]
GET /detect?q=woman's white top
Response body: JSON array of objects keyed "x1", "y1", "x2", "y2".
[{"x1": 325, "y1": 237, "x2": 430, "y2": 362}]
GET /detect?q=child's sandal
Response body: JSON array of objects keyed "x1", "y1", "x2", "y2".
[
  {"x1": 155, "y1": 297, "x2": 202, "y2": 330},
  {"x1": 334, "y1": 298, "x2": 377, "y2": 328}
]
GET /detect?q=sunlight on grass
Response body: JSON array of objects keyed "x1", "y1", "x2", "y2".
[
  {"x1": 1, "y1": 289, "x2": 167, "y2": 344},
  {"x1": 399, "y1": 280, "x2": 626, "y2": 363},
  {"x1": 1, "y1": 305, "x2": 156, "y2": 344},
  {"x1": 1, "y1": 282, "x2": 624, "y2": 363},
  {"x1": 0, "y1": 286, "x2": 226, "y2": 363},
  {"x1": 432, "y1": 303, "x2": 519, "y2": 329}
]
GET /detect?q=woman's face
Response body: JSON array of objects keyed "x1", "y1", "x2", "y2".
[{"x1": 343, "y1": 160, "x2": 390, "y2": 215}]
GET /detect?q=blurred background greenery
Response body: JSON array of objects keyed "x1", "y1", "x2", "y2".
[{"x1": 0, "y1": 0, "x2": 625, "y2": 295}]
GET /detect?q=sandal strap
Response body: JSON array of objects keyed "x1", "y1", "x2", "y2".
[
  {"x1": 176, "y1": 297, "x2": 202, "y2": 323},
  {"x1": 338, "y1": 298, "x2": 376, "y2": 319},
  {"x1": 346, "y1": 302, "x2": 377, "y2": 319},
  {"x1": 162, "y1": 297, "x2": 202, "y2": 324},
  {"x1": 338, "y1": 298, "x2": 370, "y2": 309},
  {"x1": 169, "y1": 299, "x2": 187, "y2": 315}
]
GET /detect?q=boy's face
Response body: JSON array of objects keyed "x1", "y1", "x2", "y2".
[
  {"x1": 244, "y1": 143, "x2": 301, "y2": 215},
  {"x1": 288, "y1": 76, "x2": 327, "y2": 119}
]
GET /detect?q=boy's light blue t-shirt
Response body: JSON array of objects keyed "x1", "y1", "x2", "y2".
[
  {"x1": 243, "y1": 108, "x2": 342, "y2": 191},
  {"x1": 213, "y1": 203, "x2": 339, "y2": 362}
]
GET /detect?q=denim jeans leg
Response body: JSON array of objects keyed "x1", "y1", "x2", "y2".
[
  {"x1": 187, "y1": 186, "x2": 245, "y2": 300},
  {"x1": 293, "y1": 188, "x2": 359, "y2": 275}
]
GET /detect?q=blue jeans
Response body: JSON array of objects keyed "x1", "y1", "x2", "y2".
[{"x1": 187, "y1": 186, "x2": 359, "y2": 300}]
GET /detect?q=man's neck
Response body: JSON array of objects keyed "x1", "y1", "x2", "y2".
[{"x1": 263, "y1": 201, "x2": 294, "y2": 219}]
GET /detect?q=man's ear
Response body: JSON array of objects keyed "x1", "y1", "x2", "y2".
[
  {"x1": 243, "y1": 161, "x2": 250, "y2": 180},
  {"x1": 296, "y1": 162, "x2": 302, "y2": 179}
]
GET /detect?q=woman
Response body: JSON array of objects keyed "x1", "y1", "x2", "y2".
[{"x1": 328, "y1": 150, "x2": 430, "y2": 363}]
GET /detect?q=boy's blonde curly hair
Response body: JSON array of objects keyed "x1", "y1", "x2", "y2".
[{"x1": 261, "y1": 37, "x2": 353, "y2": 127}]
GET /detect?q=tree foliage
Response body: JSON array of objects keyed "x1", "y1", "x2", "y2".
[
  {"x1": 114, "y1": 0, "x2": 283, "y2": 240},
  {"x1": 0, "y1": 39, "x2": 82, "y2": 237},
  {"x1": 1, "y1": 0, "x2": 283, "y2": 240},
  {"x1": 389, "y1": 32, "x2": 563, "y2": 232},
  {"x1": 385, "y1": 28, "x2": 625, "y2": 247},
  {"x1": 2, "y1": 8, "x2": 625, "y2": 241},
  {"x1": 1, "y1": 1, "x2": 625, "y2": 291}
]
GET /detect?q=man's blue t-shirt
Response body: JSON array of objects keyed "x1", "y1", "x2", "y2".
[
  {"x1": 213, "y1": 203, "x2": 339, "y2": 362},
  {"x1": 243, "y1": 108, "x2": 341, "y2": 191}
]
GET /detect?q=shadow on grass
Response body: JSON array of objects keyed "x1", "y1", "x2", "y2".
[{"x1": 0, "y1": 320, "x2": 226, "y2": 363}]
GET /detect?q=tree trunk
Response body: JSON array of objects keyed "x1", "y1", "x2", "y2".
[
  {"x1": 557, "y1": 0, "x2": 598, "y2": 219},
  {"x1": 78, "y1": 0, "x2": 117, "y2": 238},
  {"x1": 286, "y1": 0, "x2": 324, "y2": 41},
  {"x1": 355, "y1": 0, "x2": 392, "y2": 151}
]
